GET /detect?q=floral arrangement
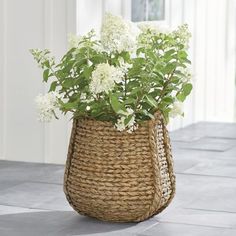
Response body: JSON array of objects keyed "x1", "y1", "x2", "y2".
[{"x1": 30, "y1": 13, "x2": 192, "y2": 133}]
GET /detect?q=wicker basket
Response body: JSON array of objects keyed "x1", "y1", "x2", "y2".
[{"x1": 63, "y1": 111, "x2": 175, "y2": 222}]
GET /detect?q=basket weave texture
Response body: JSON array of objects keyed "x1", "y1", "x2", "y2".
[{"x1": 64, "y1": 111, "x2": 175, "y2": 222}]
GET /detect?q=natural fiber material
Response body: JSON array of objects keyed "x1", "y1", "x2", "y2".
[{"x1": 64, "y1": 111, "x2": 175, "y2": 222}]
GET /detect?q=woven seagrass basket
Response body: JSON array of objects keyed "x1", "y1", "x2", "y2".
[{"x1": 63, "y1": 111, "x2": 175, "y2": 222}]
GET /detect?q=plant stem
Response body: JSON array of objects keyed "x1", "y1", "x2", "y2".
[
  {"x1": 124, "y1": 74, "x2": 127, "y2": 98},
  {"x1": 156, "y1": 69, "x2": 175, "y2": 105}
]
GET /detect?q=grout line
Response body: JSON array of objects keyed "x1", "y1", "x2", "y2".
[
  {"x1": 27, "y1": 180, "x2": 63, "y2": 186},
  {"x1": 0, "y1": 202, "x2": 71, "y2": 212},
  {"x1": 137, "y1": 221, "x2": 160, "y2": 234},
  {"x1": 0, "y1": 203, "x2": 49, "y2": 211},
  {"x1": 206, "y1": 136, "x2": 236, "y2": 140},
  {"x1": 176, "y1": 172, "x2": 236, "y2": 180},
  {"x1": 183, "y1": 207, "x2": 236, "y2": 214},
  {"x1": 0, "y1": 159, "x2": 64, "y2": 166},
  {"x1": 156, "y1": 220, "x2": 234, "y2": 230},
  {"x1": 174, "y1": 147, "x2": 228, "y2": 152}
]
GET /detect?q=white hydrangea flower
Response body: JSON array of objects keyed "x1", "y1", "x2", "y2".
[
  {"x1": 89, "y1": 63, "x2": 124, "y2": 94},
  {"x1": 179, "y1": 67, "x2": 192, "y2": 83},
  {"x1": 138, "y1": 22, "x2": 171, "y2": 35},
  {"x1": 172, "y1": 24, "x2": 191, "y2": 48},
  {"x1": 115, "y1": 108, "x2": 138, "y2": 133},
  {"x1": 80, "y1": 93, "x2": 87, "y2": 101},
  {"x1": 115, "y1": 116, "x2": 126, "y2": 132},
  {"x1": 101, "y1": 13, "x2": 140, "y2": 53},
  {"x1": 68, "y1": 34, "x2": 82, "y2": 49},
  {"x1": 80, "y1": 93, "x2": 94, "y2": 103},
  {"x1": 126, "y1": 108, "x2": 134, "y2": 115},
  {"x1": 169, "y1": 101, "x2": 184, "y2": 118},
  {"x1": 137, "y1": 23, "x2": 169, "y2": 50},
  {"x1": 137, "y1": 22, "x2": 171, "y2": 49},
  {"x1": 35, "y1": 92, "x2": 60, "y2": 122},
  {"x1": 30, "y1": 49, "x2": 55, "y2": 69},
  {"x1": 68, "y1": 30, "x2": 103, "y2": 52},
  {"x1": 118, "y1": 58, "x2": 133, "y2": 74}
]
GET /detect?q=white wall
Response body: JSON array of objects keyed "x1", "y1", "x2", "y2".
[
  {"x1": 171, "y1": 0, "x2": 236, "y2": 128},
  {"x1": 0, "y1": 0, "x2": 76, "y2": 163},
  {"x1": 0, "y1": 0, "x2": 235, "y2": 164}
]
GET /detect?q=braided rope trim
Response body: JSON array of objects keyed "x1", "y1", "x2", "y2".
[
  {"x1": 63, "y1": 119, "x2": 83, "y2": 213},
  {"x1": 156, "y1": 119, "x2": 176, "y2": 213},
  {"x1": 134, "y1": 111, "x2": 175, "y2": 221}
]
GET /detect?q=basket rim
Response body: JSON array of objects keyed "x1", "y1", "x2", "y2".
[{"x1": 73, "y1": 110, "x2": 163, "y2": 127}]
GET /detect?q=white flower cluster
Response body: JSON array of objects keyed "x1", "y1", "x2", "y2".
[
  {"x1": 169, "y1": 101, "x2": 183, "y2": 118},
  {"x1": 115, "y1": 108, "x2": 138, "y2": 133},
  {"x1": 179, "y1": 67, "x2": 192, "y2": 83},
  {"x1": 101, "y1": 13, "x2": 139, "y2": 53},
  {"x1": 89, "y1": 63, "x2": 124, "y2": 94},
  {"x1": 80, "y1": 93, "x2": 94, "y2": 104},
  {"x1": 68, "y1": 34, "x2": 82, "y2": 49},
  {"x1": 172, "y1": 24, "x2": 191, "y2": 48},
  {"x1": 35, "y1": 92, "x2": 60, "y2": 122},
  {"x1": 68, "y1": 30, "x2": 103, "y2": 52},
  {"x1": 30, "y1": 49, "x2": 54, "y2": 69},
  {"x1": 118, "y1": 58, "x2": 133, "y2": 74},
  {"x1": 137, "y1": 22, "x2": 171, "y2": 49},
  {"x1": 138, "y1": 22, "x2": 171, "y2": 35}
]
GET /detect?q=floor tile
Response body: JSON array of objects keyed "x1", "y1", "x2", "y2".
[
  {"x1": 168, "y1": 174, "x2": 209, "y2": 208},
  {"x1": 207, "y1": 126, "x2": 236, "y2": 139},
  {"x1": 139, "y1": 222, "x2": 236, "y2": 236},
  {"x1": 170, "y1": 122, "x2": 235, "y2": 142},
  {"x1": 0, "y1": 205, "x2": 47, "y2": 215},
  {"x1": 0, "y1": 182, "x2": 72, "y2": 211},
  {"x1": 0, "y1": 180, "x2": 25, "y2": 191},
  {"x1": 172, "y1": 148, "x2": 236, "y2": 161},
  {"x1": 0, "y1": 211, "x2": 137, "y2": 236},
  {"x1": 184, "y1": 159, "x2": 236, "y2": 178},
  {"x1": 176, "y1": 174, "x2": 236, "y2": 212},
  {"x1": 172, "y1": 137, "x2": 236, "y2": 152},
  {"x1": 219, "y1": 146, "x2": 236, "y2": 158},
  {"x1": 0, "y1": 160, "x2": 64, "y2": 184},
  {"x1": 173, "y1": 156, "x2": 201, "y2": 173},
  {"x1": 157, "y1": 208, "x2": 236, "y2": 228},
  {"x1": 170, "y1": 131, "x2": 203, "y2": 142}
]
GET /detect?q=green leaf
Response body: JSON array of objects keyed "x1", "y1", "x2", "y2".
[
  {"x1": 83, "y1": 66, "x2": 92, "y2": 79},
  {"x1": 60, "y1": 101, "x2": 78, "y2": 110},
  {"x1": 183, "y1": 83, "x2": 193, "y2": 96},
  {"x1": 177, "y1": 83, "x2": 193, "y2": 102},
  {"x1": 176, "y1": 93, "x2": 186, "y2": 102},
  {"x1": 124, "y1": 97, "x2": 136, "y2": 105},
  {"x1": 62, "y1": 78, "x2": 75, "y2": 89},
  {"x1": 165, "y1": 49, "x2": 176, "y2": 57},
  {"x1": 43, "y1": 69, "x2": 50, "y2": 82},
  {"x1": 177, "y1": 50, "x2": 188, "y2": 59},
  {"x1": 141, "y1": 110, "x2": 155, "y2": 119},
  {"x1": 163, "y1": 63, "x2": 176, "y2": 74},
  {"x1": 146, "y1": 49, "x2": 157, "y2": 61},
  {"x1": 162, "y1": 96, "x2": 174, "y2": 104},
  {"x1": 119, "y1": 51, "x2": 130, "y2": 61},
  {"x1": 124, "y1": 115, "x2": 133, "y2": 126},
  {"x1": 49, "y1": 81, "x2": 58, "y2": 92},
  {"x1": 44, "y1": 60, "x2": 50, "y2": 68},
  {"x1": 145, "y1": 95, "x2": 158, "y2": 108},
  {"x1": 171, "y1": 76, "x2": 181, "y2": 84},
  {"x1": 109, "y1": 94, "x2": 125, "y2": 114}
]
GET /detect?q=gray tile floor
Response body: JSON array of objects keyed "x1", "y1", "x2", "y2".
[{"x1": 0, "y1": 122, "x2": 236, "y2": 236}]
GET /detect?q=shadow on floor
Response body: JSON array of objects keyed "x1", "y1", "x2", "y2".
[{"x1": 0, "y1": 211, "x2": 137, "y2": 236}]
